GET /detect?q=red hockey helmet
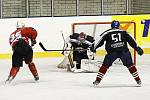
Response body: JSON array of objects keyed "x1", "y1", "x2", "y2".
[{"x1": 79, "y1": 32, "x2": 86, "y2": 38}]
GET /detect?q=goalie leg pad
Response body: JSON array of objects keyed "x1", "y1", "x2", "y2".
[{"x1": 81, "y1": 59, "x2": 101, "y2": 72}]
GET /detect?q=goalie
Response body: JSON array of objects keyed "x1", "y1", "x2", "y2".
[{"x1": 67, "y1": 32, "x2": 95, "y2": 71}]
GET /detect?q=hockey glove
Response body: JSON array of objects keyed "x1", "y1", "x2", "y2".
[
  {"x1": 31, "y1": 40, "x2": 36, "y2": 46},
  {"x1": 136, "y1": 46, "x2": 144, "y2": 56},
  {"x1": 89, "y1": 44, "x2": 96, "y2": 53},
  {"x1": 87, "y1": 48, "x2": 95, "y2": 60}
]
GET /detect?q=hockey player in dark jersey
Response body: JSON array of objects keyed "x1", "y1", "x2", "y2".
[
  {"x1": 68, "y1": 32, "x2": 95, "y2": 70},
  {"x1": 92, "y1": 20, "x2": 143, "y2": 86},
  {"x1": 5, "y1": 21, "x2": 39, "y2": 84}
]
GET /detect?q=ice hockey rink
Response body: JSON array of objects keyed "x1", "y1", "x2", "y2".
[{"x1": 0, "y1": 54, "x2": 149, "y2": 100}]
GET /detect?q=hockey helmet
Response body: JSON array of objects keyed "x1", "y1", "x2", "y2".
[
  {"x1": 111, "y1": 20, "x2": 120, "y2": 28},
  {"x1": 16, "y1": 20, "x2": 25, "y2": 28},
  {"x1": 78, "y1": 32, "x2": 86, "y2": 42},
  {"x1": 79, "y1": 32, "x2": 86, "y2": 38}
]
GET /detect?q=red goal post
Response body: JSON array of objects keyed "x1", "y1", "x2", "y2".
[{"x1": 72, "y1": 21, "x2": 136, "y2": 65}]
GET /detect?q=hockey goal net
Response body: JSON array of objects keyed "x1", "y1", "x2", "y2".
[{"x1": 57, "y1": 21, "x2": 136, "y2": 70}]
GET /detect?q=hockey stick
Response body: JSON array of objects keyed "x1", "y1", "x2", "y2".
[
  {"x1": 39, "y1": 42, "x2": 73, "y2": 51},
  {"x1": 39, "y1": 42, "x2": 87, "y2": 52},
  {"x1": 61, "y1": 31, "x2": 68, "y2": 54},
  {"x1": 60, "y1": 31, "x2": 74, "y2": 70},
  {"x1": 62, "y1": 32, "x2": 65, "y2": 54}
]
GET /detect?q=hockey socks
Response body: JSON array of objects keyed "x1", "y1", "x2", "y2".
[
  {"x1": 10, "y1": 67, "x2": 20, "y2": 77},
  {"x1": 6, "y1": 67, "x2": 20, "y2": 83},
  {"x1": 28, "y1": 62, "x2": 39, "y2": 81},
  {"x1": 93, "y1": 65, "x2": 108, "y2": 85},
  {"x1": 128, "y1": 65, "x2": 141, "y2": 86}
]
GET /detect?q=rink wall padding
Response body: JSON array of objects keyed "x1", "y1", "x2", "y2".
[
  {"x1": 0, "y1": 48, "x2": 149, "y2": 59},
  {"x1": 0, "y1": 52, "x2": 63, "y2": 59}
]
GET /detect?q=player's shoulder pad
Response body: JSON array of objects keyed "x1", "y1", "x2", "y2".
[
  {"x1": 70, "y1": 33, "x2": 79, "y2": 39},
  {"x1": 86, "y1": 35, "x2": 94, "y2": 42}
]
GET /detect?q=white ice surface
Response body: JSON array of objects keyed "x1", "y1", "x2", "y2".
[{"x1": 0, "y1": 55, "x2": 150, "y2": 100}]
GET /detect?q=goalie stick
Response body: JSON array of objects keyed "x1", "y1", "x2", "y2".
[
  {"x1": 61, "y1": 31, "x2": 74, "y2": 70},
  {"x1": 61, "y1": 32, "x2": 68, "y2": 54}
]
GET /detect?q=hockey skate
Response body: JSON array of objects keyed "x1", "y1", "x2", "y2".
[
  {"x1": 34, "y1": 75, "x2": 39, "y2": 81},
  {"x1": 5, "y1": 75, "x2": 14, "y2": 84},
  {"x1": 136, "y1": 80, "x2": 142, "y2": 87},
  {"x1": 93, "y1": 80, "x2": 100, "y2": 86}
]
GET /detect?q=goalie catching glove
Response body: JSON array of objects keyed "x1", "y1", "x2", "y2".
[{"x1": 135, "y1": 46, "x2": 144, "y2": 56}]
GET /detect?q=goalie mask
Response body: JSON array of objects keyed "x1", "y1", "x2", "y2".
[
  {"x1": 78, "y1": 32, "x2": 86, "y2": 42},
  {"x1": 16, "y1": 20, "x2": 25, "y2": 29}
]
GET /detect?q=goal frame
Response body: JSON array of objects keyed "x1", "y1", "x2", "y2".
[{"x1": 72, "y1": 21, "x2": 136, "y2": 65}]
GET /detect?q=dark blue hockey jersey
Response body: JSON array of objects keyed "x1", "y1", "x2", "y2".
[{"x1": 95, "y1": 28, "x2": 138, "y2": 54}]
